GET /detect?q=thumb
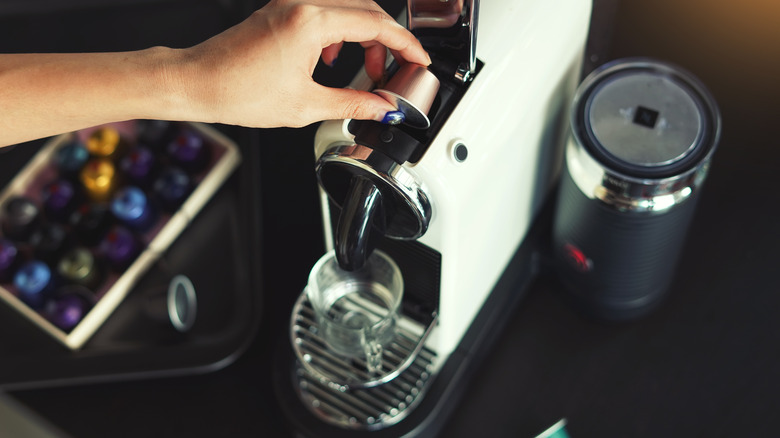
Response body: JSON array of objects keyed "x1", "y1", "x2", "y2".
[{"x1": 310, "y1": 86, "x2": 405, "y2": 125}]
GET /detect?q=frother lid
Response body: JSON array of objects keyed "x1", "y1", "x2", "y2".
[{"x1": 575, "y1": 59, "x2": 719, "y2": 179}]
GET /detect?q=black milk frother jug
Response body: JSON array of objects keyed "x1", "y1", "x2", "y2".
[{"x1": 553, "y1": 58, "x2": 721, "y2": 321}]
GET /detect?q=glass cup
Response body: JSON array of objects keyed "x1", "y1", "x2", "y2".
[{"x1": 306, "y1": 249, "x2": 403, "y2": 374}]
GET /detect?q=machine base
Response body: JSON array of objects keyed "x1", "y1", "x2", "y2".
[
  {"x1": 272, "y1": 198, "x2": 554, "y2": 437},
  {"x1": 290, "y1": 293, "x2": 439, "y2": 429}
]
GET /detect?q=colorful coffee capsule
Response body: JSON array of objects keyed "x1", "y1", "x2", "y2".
[
  {"x1": 54, "y1": 140, "x2": 89, "y2": 178},
  {"x1": 42, "y1": 179, "x2": 80, "y2": 222},
  {"x1": 1, "y1": 196, "x2": 41, "y2": 242},
  {"x1": 111, "y1": 186, "x2": 157, "y2": 231},
  {"x1": 29, "y1": 222, "x2": 71, "y2": 263},
  {"x1": 69, "y1": 203, "x2": 114, "y2": 247},
  {"x1": 120, "y1": 146, "x2": 157, "y2": 188},
  {"x1": 136, "y1": 120, "x2": 176, "y2": 149},
  {"x1": 153, "y1": 167, "x2": 192, "y2": 212},
  {"x1": 0, "y1": 238, "x2": 20, "y2": 283},
  {"x1": 57, "y1": 247, "x2": 104, "y2": 290},
  {"x1": 14, "y1": 260, "x2": 54, "y2": 309},
  {"x1": 167, "y1": 130, "x2": 210, "y2": 173},
  {"x1": 45, "y1": 285, "x2": 95, "y2": 332},
  {"x1": 99, "y1": 225, "x2": 140, "y2": 270},
  {"x1": 85, "y1": 126, "x2": 127, "y2": 160},
  {"x1": 79, "y1": 158, "x2": 118, "y2": 202}
]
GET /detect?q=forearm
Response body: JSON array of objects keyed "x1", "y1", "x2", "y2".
[{"x1": 0, "y1": 47, "x2": 200, "y2": 147}]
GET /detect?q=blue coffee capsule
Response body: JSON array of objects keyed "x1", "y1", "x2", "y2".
[
  {"x1": 111, "y1": 186, "x2": 157, "y2": 232},
  {"x1": 0, "y1": 238, "x2": 20, "y2": 283},
  {"x1": 42, "y1": 179, "x2": 80, "y2": 222},
  {"x1": 167, "y1": 130, "x2": 209, "y2": 173},
  {"x1": 14, "y1": 260, "x2": 54, "y2": 309},
  {"x1": 120, "y1": 146, "x2": 157, "y2": 188},
  {"x1": 1, "y1": 196, "x2": 41, "y2": 242},
  {"x1": 153, "y1": 167, "x2": 192, "y2": 212},
  {"x1": 54, "y1": 140, "x2": 89, "y2": 177}
]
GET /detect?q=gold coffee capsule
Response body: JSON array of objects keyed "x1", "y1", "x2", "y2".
[
  {"x1": 80, "y1": 158, "x2": 117, "y2": 202},
  {"x1": 86, "y1": 127, "x2": 125, "y2": 159}
]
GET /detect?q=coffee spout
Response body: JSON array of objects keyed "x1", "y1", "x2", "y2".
[{"x1": 334, "y1": 175, "x2": 383, "y2": 271}]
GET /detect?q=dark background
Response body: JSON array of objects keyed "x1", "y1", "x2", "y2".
[{"x1": 1, "y1": 0, "x2": 779, "y2": 436}]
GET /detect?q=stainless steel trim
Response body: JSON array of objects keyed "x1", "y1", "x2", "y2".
[
  {"x1": 467, "y1": 0, "x2": 479, "y2": 77},
  {"x1": 407, "y1": 0, "x2": 478, "y2": 82},
  {"x1": 567, "y1": 58, "x2": 721, "y2": 213},
  {"x1": 316, "y1": 144, "x2": 432, "y2": 240},
  {"x1": 565, "y1": 136, "x2": 709, "y2": 213}
]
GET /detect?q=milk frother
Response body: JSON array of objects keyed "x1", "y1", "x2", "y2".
[{"x1": 552, "y1": 58, "x2": 721, "y2": 320}]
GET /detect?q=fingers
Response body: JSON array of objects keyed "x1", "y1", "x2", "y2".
[
  {"x1": 361, "y1": 41, "x2": 388, "y2": 83},
  {"x1": 321, "y1": 42, "x2": 343, "y2": 67},
  {"x1": 318, "y1": 6, "x2": 430, "y2": 67},
  {"x1": 307, "y1": 85, "x2": 398, "y2": 124}
]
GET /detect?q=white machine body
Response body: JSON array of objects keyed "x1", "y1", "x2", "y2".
[{"x1": 314, "y1": 0, "x2": 592, "y2": 362}]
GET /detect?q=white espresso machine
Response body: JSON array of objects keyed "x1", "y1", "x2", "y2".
[{"x1": 274, "y1": 0, "x2": 592, "y2": 435}]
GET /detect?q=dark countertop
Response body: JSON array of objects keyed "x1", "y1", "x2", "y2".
[{"x1": 3, "y1": 0, "x2": 780, "y2": 437}]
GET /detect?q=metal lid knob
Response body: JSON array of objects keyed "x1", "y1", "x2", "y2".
[
  {"x1": 586, "y1": 70, "x2": 704, "y2": 167},
  {"x1": 373, "y1": 63, "x2": 440, "y2": 129}
]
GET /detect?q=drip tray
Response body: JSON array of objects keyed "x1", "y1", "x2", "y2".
[{"x1": 290, "y1": 294, "x2": 439, "y2": 430}]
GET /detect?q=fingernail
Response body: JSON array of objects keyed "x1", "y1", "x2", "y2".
[{"x1": 381, "y1": 111, "x2": 405, "y2": 125}]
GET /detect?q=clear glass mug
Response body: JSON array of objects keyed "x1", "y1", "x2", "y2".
[{"x1": 306, "y1": 249, "x2": 403, "y2": 374}]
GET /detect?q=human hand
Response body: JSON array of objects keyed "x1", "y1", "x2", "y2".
[{"x1": 178, "y1": 0, "x2": 431, "y2": 128}]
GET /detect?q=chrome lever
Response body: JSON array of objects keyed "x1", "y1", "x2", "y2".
[{"x1": 407, "y1": 0, "x2": 479, "y2": 83}]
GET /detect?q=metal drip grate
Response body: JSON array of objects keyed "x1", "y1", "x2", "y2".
[{"x1": 291, "y1": 293, "x2": 438, "y2": 429}]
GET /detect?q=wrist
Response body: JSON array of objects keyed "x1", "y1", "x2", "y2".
[{"x1": 137, "y1": 46, "x2": 212, "y2": 123}]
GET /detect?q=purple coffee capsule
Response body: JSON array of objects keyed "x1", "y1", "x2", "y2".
[
  {"x1": 42, "y1": 179, "x2": 80, "y2": 222},
  {"x1": 0, "y1": 239, "x2": 20, "y2": 283},
  {"x1": 120, "y1": 146, "x2": 157, "y2": 188},
  {"x1": 45, "y1": 285, "x2": 95, "y2": 332},
  {"x1": 167, "y1": 130, "x2": 209, "y2": 173},
  {"x1": 54, "y1": 140, "x2": 89, "y2": 177},
  {"x1": 1, "y1": 196, "x2": 41, "y2": 242},
  {"x1": 14, "y1": 260, "x2": 54, "y2": 309},
  {"x1": 153, "y1": 167, "x2": 192, "y2": 212},
  {"x1": 99, "y1": 225, "x2": 140, "y2": 270},
  {"x1": 111, "y1": 186, "x2": 157, "y2": 231},
  {"x1": 69, "y1": 203, "x2": 114, "y2": 246}
]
